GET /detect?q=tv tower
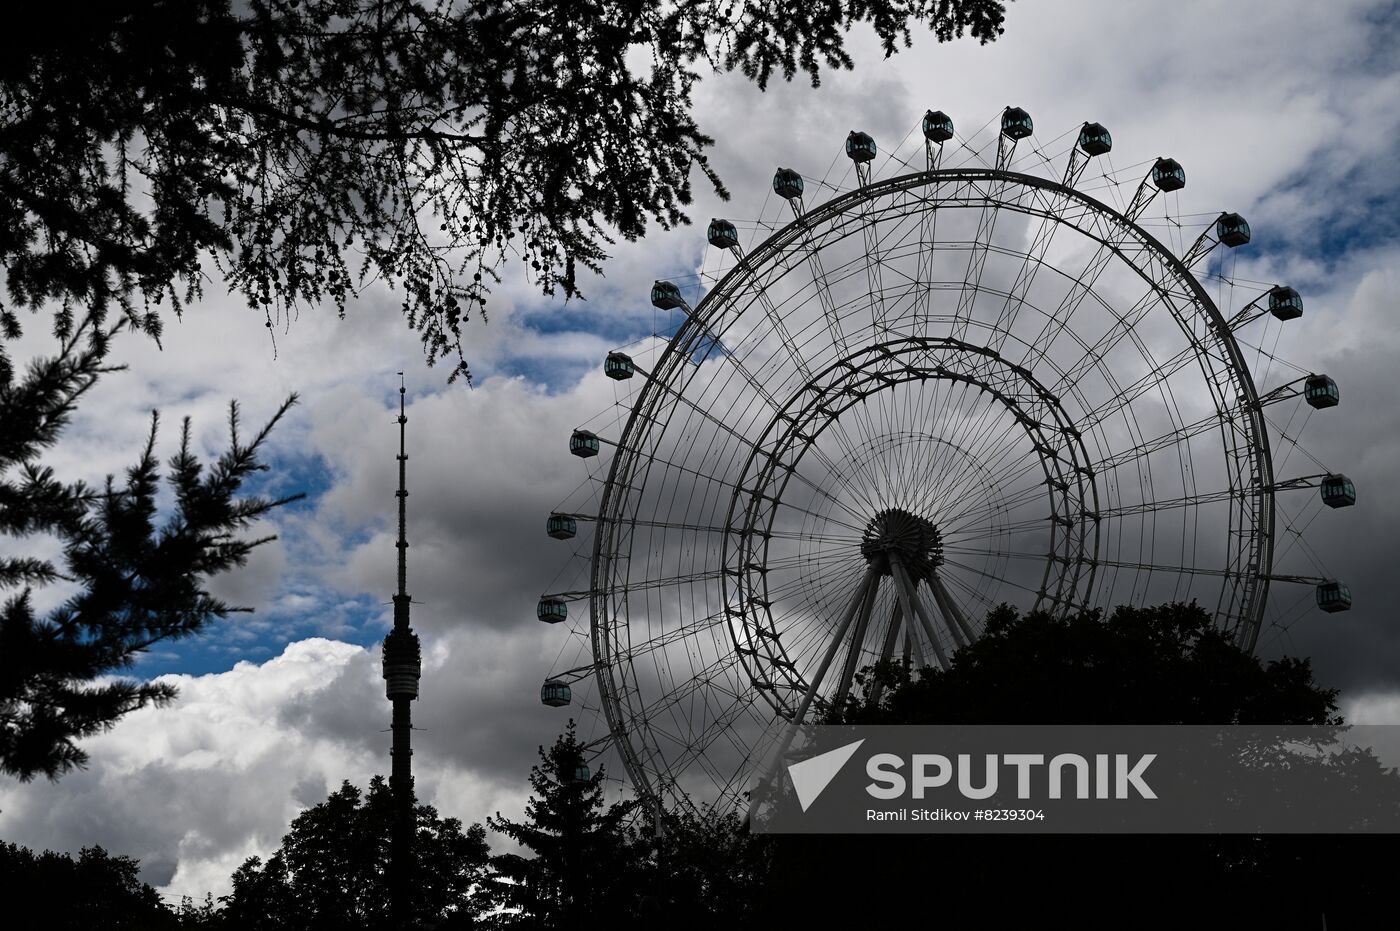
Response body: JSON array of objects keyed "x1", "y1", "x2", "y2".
[{"x1": 381, "y1": 374, "x2": 421, "y2": 929}]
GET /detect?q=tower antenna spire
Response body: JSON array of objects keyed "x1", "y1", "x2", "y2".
[{"x1": 382, "y1": 371, "x2": 421, "y2": 929}]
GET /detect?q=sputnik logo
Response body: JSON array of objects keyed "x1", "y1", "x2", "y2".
[{"x1": 786, "y1": 739, "x2": 866, "y2": 812}]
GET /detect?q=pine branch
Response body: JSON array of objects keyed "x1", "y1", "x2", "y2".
[{"x1": 0, "y1": 347, "x2": 302, "y2": 780}]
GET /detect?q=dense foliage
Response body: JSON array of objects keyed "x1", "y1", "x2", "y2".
[
  {"x1": 0, "y1": 841, "x2": 179, "y2": 930},
  {"x1": 0, "y1": 0, "x2": 1011, "y2": 783},
  {"x1": 1, "y1": 0, "x2": 1011, "y2": 383},
  {"x1": 829, "y1": 601, "x2": 1342, "y2": 726},
  {"x1": 222, "y1": 776, "x2": 493, "y2": 930}
]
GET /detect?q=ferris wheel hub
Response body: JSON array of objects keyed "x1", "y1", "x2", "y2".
[{"x1": 860, "y1": 507, "x2": 944, "y2": 579}]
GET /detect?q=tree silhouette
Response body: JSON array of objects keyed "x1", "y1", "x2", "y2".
[
  {"x1": 221, "y1": 775, "x2": 492, "y2": 930},
  {"x1": 0, "y1": 841, "x2": 178, "y2": 930},
  {"x1": 1, "y1": 0, "x2": 1012, "y2": 384},
  {"x1": 829, "y1": 601, "x2": 1340, "y2": 726},
  {"x1": 643, "y1": 808, "x2": 772, "y2": 928},
  {"x1": 488, "y1": 720, "x2": 650, "y2": 928},
  {"x1": 0, "y1": 318, "x2": 300, "y2": 781}
]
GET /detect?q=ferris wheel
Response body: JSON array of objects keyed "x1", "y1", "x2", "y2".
[{"x1": 536, "y1": 107, "x2": 1354, "y2": 815}]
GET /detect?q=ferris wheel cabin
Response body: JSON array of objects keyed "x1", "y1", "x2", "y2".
[
  {"x1": 707, "y1": 218, "x2": 739, "y2": 249},
  {"x1": 537, "y1": 597, "x2": 568, "y2": 623},
  {"x1": 604, "y1": 351, "x2": 635, "y2": 380},
  {"x1": 1268, "y1": 286, "x2": 1304, "y2": 320},
  {"x1": 846, "y1": 131, "x2": 877, "y2": 163},
  {"x1": 923, "y1": 110, "x2": 954, "y2": 143},
  {"x1": 1078, "y1": 122, "x2": 1113, "y2": 156},
  {"x1": 540, "y1": 680, "x2": 572, "y2": 707},
  {"x1": 1320, "y1": 474, "x2": 1356, "y2": 508},
  {"x1": 547, "y1": 514, "x2": 578, "y2": 539},
  {"x1": 571, "y1": 764, "x2": 591, "y2": 784},
  {"x1": 570, "y1": 429, "x2": 600, "y2": 458},
  {"x1": 1001, "y1": 106, "x2": 1034, "y2": 139},
  {"x1": 1216, "y1": 212, "x2": 1251, "y2": 247},
  {"x1": 650, "y1": 280, "x2": 685, "y2": 309},
  {"x1": 1304, "y1": 374, "x2": 1340, "y2": 409},
  {"x1": 1316, "y1": 580, "x2": 1352, "y2": 613},
  {"x1": 1152, "y1": 157, "x2": 1186, "y2": 191},
  {"x1": 773, "y1": 167, "x2": 804, "y2": 200}
]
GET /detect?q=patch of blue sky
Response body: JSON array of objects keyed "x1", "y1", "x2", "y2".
[
  {"x1": 243, "y1": 448, "x2": 337, "y2": 514},
  {"x1": 133, "y1": 588, "x2": 386, "y2": 679},
  {"x1": 496, "y1": 355, "x2": 595, "y2": 394},
  {"x1": 504, "y1": 294, "x2": 706, "y2": 391},
  {"x1": 513, "y1": 301, "x2": 650, "y2": 341},
  {"x1": 1202, "y1": 163, "x2": 1400, "y2": 298}
]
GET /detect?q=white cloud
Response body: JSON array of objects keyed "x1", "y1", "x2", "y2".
[
  {"x1": 1344, "y1": 692, "x2": 1400, "y2": 725},
  {"x1": 0, "y1": 631, "x2": 560, "y2": 903}
]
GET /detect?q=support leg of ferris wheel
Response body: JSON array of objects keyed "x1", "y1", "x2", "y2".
[
  {"x1": 928, "y1": 573, "x2": 977, "y2": 645},
  {"x1": 868, "y1": 601, "x2": 905, "y2": 707},
  {"x1": 746, "y1": 567, "x2": 878, "y2": 823},
  {"x1": 890, "y1": 555, "x2": 950, "y2": 671},
  {"x1": 834, "y1": 571, "x2": 880, "y2": 708},
  {"x1": 923, "y1": 576, "x2": 969, "y2": 651}
]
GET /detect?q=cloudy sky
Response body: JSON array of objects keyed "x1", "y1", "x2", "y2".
[{"x1": 4, "y1": 0, "x2": 1400, "y2": 905}]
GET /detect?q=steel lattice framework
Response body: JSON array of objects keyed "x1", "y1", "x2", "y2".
[{"x1": 541, "y1": 118, "x2": 1349, "y2": 817}]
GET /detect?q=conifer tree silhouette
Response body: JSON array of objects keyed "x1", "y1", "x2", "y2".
[
  {"x1": 488, "y1": 721, "x2": 649, "y2": 928},
  {"x1": 0, "y1": 317, "x2": 300, "y2": 780}
]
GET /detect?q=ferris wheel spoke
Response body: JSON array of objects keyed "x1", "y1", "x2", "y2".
[
  {"x1": 784, "y1": 218, "x2": 850, "y2": 358},
  {"x1": 939, "y1": 474, "x2": 1050, "y2": 533},
  {"x1": 943, "y1": 434, "x2": 1045, "y2": 515},
  {"x1": 855, "y1": 186, "x2": 891, "y2": 334},
  {"x1": 805, "y1": 401, "x2": 900, "y2": 511},
  {"x1": 579, "y1": 513, "x2": 864, "y2": 551},
  {"x1": 940, "y1": 554, "x2": 1044, "y2": 597},
  {"x1": 942, "y1": 501, "x2": 1049, "y2": 546},
  {"x1": 984, "y1": 206, "x2": 1069, "y2": 356},
  {"x1": 912, "y1": 382, "x2": 1000, "y2": 491},
  {"x1": 778, "y1": 465, "x2": 881, "y2": 529},
  {"x1": 1075, "y1": 340, "x2": 1202, "y2": 432},
  {"x1": 937, "y1": 569, "x2": 998, "y2": 624},
  {"x1": 633, "y1": 443, "x2": 869, "y2": 535},
  {"x1": 1092, "y1": 488, "x2": 1237, "y2": 519},
  {"x1": 1088, "y1": 557, "x2": 1244, "y2": 580},
  {"x1": 938, "y1": 463, "x2": 1047, "y2": 522},
  {"x1": 1014, "y1": 200, "x2": 1140, "y2": 372},
  {"x1": 790, "y1": 433, "x2": 886, "y2": 518},
  {"x1": 912, "y1": 186, "x2": 943, "y2": 331},
  {"x1": 929, "y1": 411, "x2": 1041, "y2": 509},
  {"x1": 716, "y1": 263, "x2": 820, "y2": 386},
  {"x1": 1091, "y1": 412, "x2": 1227, "y2": 474},
  {"x1": 616, "y1": 610, "x2": 732, "y2": 662},
  {"x1": 942, "y1": 544, "x2": 1054, "y2": 562},
  {"x1": 1047, "y1": 283, "x2": 1180, "y2": 401},
  {"x1": 949, "y1": 175, "x2": 1008, "y2": 344},
  {"x1": 802, "y1": 435, "x2": 884, "y2": 510}
]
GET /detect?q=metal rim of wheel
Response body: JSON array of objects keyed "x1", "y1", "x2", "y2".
[{"x1": 540, "y1": 110, "x2": 1352, "y2": 816}]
